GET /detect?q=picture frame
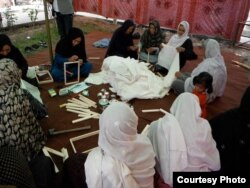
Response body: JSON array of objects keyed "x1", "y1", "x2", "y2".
[
  {"x1": 64, "y1": 61, "x2": 80, "y2": 86},
  {"x1": 35, "y1": 70, "x2": 54, "y2": 84}
]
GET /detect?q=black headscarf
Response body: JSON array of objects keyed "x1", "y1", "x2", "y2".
[
  {"x1": 55, "y1": 27, "x2": 87, "y2": 62},
  {"x1": 140, "y1": 20, "x2": 164, "y2": 53},
  {"x1": 209, "y1": 86, "x2": 250, "y2": 172},
  {"x1": 0, "y1": 34, "x2": 28, "y2": 79},
  {"x1": 105, "y1": 19, "x2": 136, "y2": 58}
]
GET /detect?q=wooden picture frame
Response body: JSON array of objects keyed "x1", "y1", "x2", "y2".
[
  {"x1": 69, "y1": 130, "x2": 99, "y2": 153},
  {"x1": 64, "y1": 61, "x2": 80, "y2": 86},
  {"x1": 35, "y1": 70, "x2": 54, "y2": 84}
]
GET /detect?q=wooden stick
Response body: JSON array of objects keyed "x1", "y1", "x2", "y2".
[
  {"x1": 232, "y1": 60, "x2": 250, "y2": 70},
  {"x1": 160, "y1": 108, "x2": 168, "y2": 114},
  {"x1": 66, "y1": 109, "x2": 90, "y2": 116},
  {"x1": 66, "y1": 100, "x2": 84, "y2": 107},
  {"x1": 61, "y1": 148, "x2": 69, "y2": 162},
  {"x1": 79, "y1": 96, "x2": 97, "y2": 108},
  {"x1": 79, "y1": 95, "x2": 96, "y2": 105},
  {"x1": 59, "y1": 103, "x2": 67, "y2": 108},
  {"x1": 65, "y1": 103, "x2": 87, "y2": 109},
  {"x1": 42, "y1": 148, "x2": 59, "y2": 173},
  {"x1": 72, "y1": 114, "x2": 97, "y2": 124},
  {"x1": 66, "y1": 106, "x2": 91, "y2": 112},
  {"x1": 70, "y1": 130, "x2": 99, "y2": 142},
  {"x1": 71, "y1": 98, "x2": 90, "y2": 107},
  {"x1": 43, "y1": 146, "x2": 65, "y2": 158},
  {"x1": 78, "y1": 114, "x2": 99, "y2": 118},
  {"x1": 142, "y1": 109, "x2": 161, "y2": 113},
  {"x1": 68, "y1": 99, "x2": 89, "y2": 108}
]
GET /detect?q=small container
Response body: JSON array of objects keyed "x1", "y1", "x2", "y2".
[
  {"x1": 82, "y1": 90, "x2": 89, "y2": 96},
  {"x1": 97, "y1": 92, "x2": 103, "y2": 99},
  {"x1": 104, "y1": 91, "x2": 110, "y2": 99},
  {"x1": 48, "y1": 88, "x2": 57, "y2": 97},
  {"x1": 99, "y1": 98, "x2": 109, "y2": 110},
  {"x1": 99, "y1": 98, "x2": 109, "y2": 106},
  {"x1": 110, "y1": 94, "x2": 116, "y2": 99}
]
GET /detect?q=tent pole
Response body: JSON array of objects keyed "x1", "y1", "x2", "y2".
[{"x1": 43, "y1": 0, "x2": 53, "y2": 64}]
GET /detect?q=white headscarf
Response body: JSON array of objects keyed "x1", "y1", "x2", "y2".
[
  {"x1": 170, "y1": 93, "x2": 221, "y2": 171},
  {"x1": 147, "y1": 112, "x2": 188, "y2": 186},
  {"x1": 168, "y1": 21, "x2": 190, "y2": 47},
  {"x1": 85, "y1": 102, "x2": 155, "y2": 188},
  {"x1": 184, "y1": 39, "x2": 227, "y2": 103}
]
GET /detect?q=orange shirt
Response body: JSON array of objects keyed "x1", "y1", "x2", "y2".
[{"x1": 192, "y1": 90, "x2": 207, "y2": 118}]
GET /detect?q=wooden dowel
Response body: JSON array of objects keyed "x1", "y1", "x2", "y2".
[{"x1": 142, "y1": 109, "x2": 161, "y2": 113}]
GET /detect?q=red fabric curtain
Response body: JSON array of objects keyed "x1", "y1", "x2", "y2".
[{"x1": 73, "y1": 0, "x2": 250, "y2": 41}]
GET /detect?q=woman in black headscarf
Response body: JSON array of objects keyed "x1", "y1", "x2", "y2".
[
  {"x1": 139, "y1": 20, "x2": 165, "y2": 64},
  {"x1": 209, "y1": 86, "x2": 250, "y2": 172},
  {"x1": 105, "y1": 19, "x2": 138, "y2": 59},
  {"x1": 0, "y1": 34, "x2": 28, "y2": 79},
  {"x1": 51, "y1": 27, "x2": 93, "y2": 82}
]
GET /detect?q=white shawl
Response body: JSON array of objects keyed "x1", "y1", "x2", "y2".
[
  {"x1": 184, "y1": 39, "x2": 227, "y2": 103},
  {"x1": 85, "y1": 102, "x2": 155, "y2": 188},
  {"x1": 101, "y1": 56, "x2": 169, "y2": 100},
  {"x1": 147, "y1": 112, "x2": 188, "y2": 186},
  {"x1": 170, "y1": 93, "x2": 221, "y2": 171}
]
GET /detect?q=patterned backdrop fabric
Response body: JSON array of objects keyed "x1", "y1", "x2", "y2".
[{"x1": 73, "y1": 0, "x2": 250, "y2": 41}]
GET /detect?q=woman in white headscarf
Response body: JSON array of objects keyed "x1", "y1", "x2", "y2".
[
  {"x1": 85, "y1": 102, "x2": 156, "y2": 188},
  {"x1": 147, "y1": 110, "x2": 188, "y2": 187},
  {"x1": 172, "y1": 39, "x2": 227, "y2": 103},
  {"x1": 157, "y1": 21, "x2": 197, "y2": 72},
  {"x1": 170, "y1": 93, "x2": 221, "y2": 172},
  {"x1": 147, "y1": 93, "x2": 220, "y2": 187}
]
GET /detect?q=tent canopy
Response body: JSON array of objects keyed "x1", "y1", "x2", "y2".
[{"x1": 73, "y1": 0, "x2": 250, "y2": 42}]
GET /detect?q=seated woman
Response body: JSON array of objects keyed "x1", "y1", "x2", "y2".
[
  {"x1": 85, "y1": 102, "x2": 156, "y2": 188},
  {"x1": 105, "y1": 19, "x2": 139, "y2": 59},
  {"x1": 0, "y1": 34, "x2": 37, "y2": 85},
  {"x1": 147, "y1": 93, "x2": 220, "y2": 187},
  {"x1": 0, "y1": 58, "x2": 54, "y2": 187},
  {"x1": 209, "y1": 86, "x2": 250, "y2": 172},
  {"x1": 139, "y1": 20, "x2": 165, "y2": 64},
  {"x1": 51, "y1": 27, "x2": 93, "y2": 82},
  {"x1": 156, "y1": 21, "x2": 197, "y2": 72},
  {"x1": 172, "y1": 39, "x2": 227, "y2": 103}
]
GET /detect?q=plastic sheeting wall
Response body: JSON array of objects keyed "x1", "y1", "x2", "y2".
[{"x1": 73, "y1": 0, "x2": 250, "y2": 42}]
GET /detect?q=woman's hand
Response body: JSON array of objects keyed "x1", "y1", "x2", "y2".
[
  {"x1": 176, "y1": 47, "x2": 185, "y2": 53},
  {"x1": 147, "y1": 47, "x2": 159, "y2": 54},
  {"x1": 68, "y1": 55, "x2": 79, "y2": 62},
  {"x1": 175, "y1": 71, "x2": 182, "y2": 78}
]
